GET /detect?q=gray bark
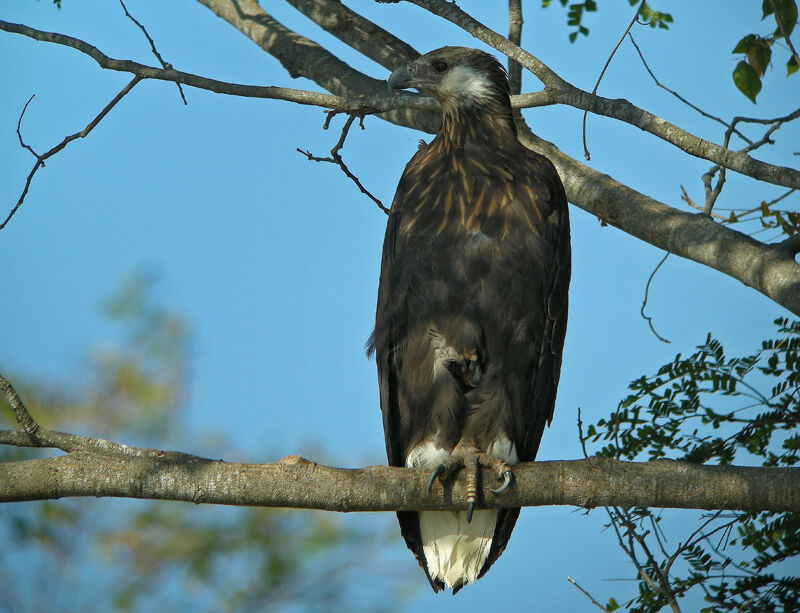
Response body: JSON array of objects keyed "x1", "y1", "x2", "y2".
[{"x1": 2, "y1": 441, "x2": 798, "y2": 513}]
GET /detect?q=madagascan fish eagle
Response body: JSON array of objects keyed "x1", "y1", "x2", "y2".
[{"x1": 369, "y1": 47, "x2": 570, "y2": 593}]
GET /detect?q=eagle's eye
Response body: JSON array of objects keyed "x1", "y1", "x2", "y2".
[{"x1": 433, "y1": 60, "x2": 449, "y2": 73}]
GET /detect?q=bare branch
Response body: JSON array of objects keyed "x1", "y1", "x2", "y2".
[
  {"x1": 15, "y1": 94, "x2": 38, "y2": 157},
  {"x1": 582, "y1": 0, "x2": 645, "y2": 161},
  {"x1": 507, "y1": 0, "x2": 523, "y2": 97},
  {"x1": 2, "y1": 76, "x2": 141, "y2": 229},
  {"x1": 297, "y1": 113, "x2": 389, "y2": 214},
  {"x1": 0, "y1": 18, "x2": 438, "y2": 114},
  {"x1": 119, "y1": 0, "x2": 187, "y2": 104},
  {"x1": 641, "y1": 252, "x2": 671, "y2": 344},
  {"x1": 567, "y1": 576, "x2": 608, "y2": 611},
  {"x1": 0, "y1": 372, "x2": 40, "y2": 439},
  {"x1": 628, "y1": 34, "x2": 752, "y2": 145}
]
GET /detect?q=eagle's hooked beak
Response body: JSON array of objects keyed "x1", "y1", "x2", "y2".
[{"x1": 387, "y1": 62, "x2": 416, "y2": 93}]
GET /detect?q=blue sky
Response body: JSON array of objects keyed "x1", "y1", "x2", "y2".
[{"x1": 1, "y1": 1, "x2": 799, "y2": 610}]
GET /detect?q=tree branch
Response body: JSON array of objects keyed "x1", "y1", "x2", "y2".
[
  {"x1": 398, "y1": 0, "x2": 800, "y2": 190},
  {"x1": 2, "y1": 440, "x2": 798, "y2": 511},
  {"x1": 515, "y1": 123, "x2": 800, "y2": 315},
  {"x1": 4, "y1": 10, "x2": 800, "y2": 312},
  {"x1": 3, "y1": 76, "x2": 141, "y2": 229}
]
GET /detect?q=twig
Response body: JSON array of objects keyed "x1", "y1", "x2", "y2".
[
  {"x1": 297, "y1": 113, "x2": 389, "y2": 214},
  {"x1": 119, "y1": 0, "x2": 187, "y2": 104},
  {"x1": 628, "y1": 35, "x2": 752, "y2": 145},
  {"x1": 769, "y1": 0, "x2": 800, "y2": 69},
  {"x1": 581, "y1": 0, "x2": 645, "y2": 161},
  {"x1": 701, "y1": 164, "x2": 727, "y2": 215},
  {"x1": 2, "y1": 76, "x2": 141, "y2": 229},
  {"x1": 507, "y1": 0, "x2": 523, "y2": 97},
  {"x1": 641, "y1": 252, "x2": 671, "y2": 344},
  {"x1": 16, "y1": 95, "x2": 38, "y2": 157},
  {"x1": 576, "y1": 407, "x2": 590, "y2": 459},
  {"x1": 0, "y1": 372, "x2": 40, "y2": 439},
  {"x1": 567, "y1": 576, "x2": 608, "y2": 611}
]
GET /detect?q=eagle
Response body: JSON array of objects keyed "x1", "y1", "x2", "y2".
[{"x1": 369, "y1": 47, "x2": 570, "y2": 593}]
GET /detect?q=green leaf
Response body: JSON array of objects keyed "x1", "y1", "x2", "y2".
[
  {"x1": 747, "y1": 44, "x2": 773, "y2": 76},
  {"x1": 733, "y1": 60, "x2": 763, "y2": 102},
  {"x1": 788, "y1": 54, "x2": 799, "y2": 76},
  {"x1": 763, "y1": 0, "x2": 775, "y2": 18},
  {"x1": 733, "y1": 34, "x2": 756, "y2": 54}
]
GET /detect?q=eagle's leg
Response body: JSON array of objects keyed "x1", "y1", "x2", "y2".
[{"x1": 426, "y1": 448, "x2": 513, "y2": 522}]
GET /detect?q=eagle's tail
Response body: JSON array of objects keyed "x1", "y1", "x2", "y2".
[{"x1": 419, "y1": 509, "x2": 497, "y2": 591}]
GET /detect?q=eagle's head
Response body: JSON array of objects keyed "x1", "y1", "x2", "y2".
[{"x1": 388, "y1": 47, "x2": 510, "y2": 110}]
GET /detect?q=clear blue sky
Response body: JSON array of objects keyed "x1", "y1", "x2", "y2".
[{"x1": 1, "y1": 1, "x2": 798, "y2": 611}]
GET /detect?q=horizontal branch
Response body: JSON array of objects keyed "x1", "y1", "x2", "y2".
[
  {"x1": 1, "y1": 437, "x2": 798, "y2": 512},
  {"x1": 0, "y1": 19, "x2": 552, "y2": 116}
]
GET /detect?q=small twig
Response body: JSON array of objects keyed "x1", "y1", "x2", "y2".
[
  {"x1": 16, "y1": 94, "x2": 39, "y2": 157},
  {"x1": 0, "y1": 372, "x2": 40, "y2": 440},
  {"x1": 769, "y1": 0, "x2": 800, "y2": 69},
  {"x1": 701, "y1": 164, "x2": 727, "y2": 215},
  {"x1": 576, "y1": 407, "x2": 590, "y2": 459},
  {"x1": 680, "y1": 186, "x2": 732, "y2": 222},
  {"x1": 297, "y1": 113, "x2": 389, "y2": 215},
  {"x1": 628, "y1": 35, "x2": 752, "y2": 145},
  {"x1": 507, "y1": 0, "x2": 523, "y2": 97},
  {"x1": 582, "y1": 0, "x2": 645, "y2": 160},
  {"x1": 119, "y1": 0, "x2": 186, "y2": 104},
  {"x1": 641, "y1": 252, "x2": 671, "y2": 344},
  {"x1": 2, "y1": 76, "x2": 141, "y2": 230},
  {"x1": 567, "y1": 576, "x2": 608, "y2": 611}
]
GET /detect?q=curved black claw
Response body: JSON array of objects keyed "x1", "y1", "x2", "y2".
[
  {"x1": 489, "y1": 469, "x2": 513, "y2": 494},
  {"x1": 427, "y1": 463, "x2": 446, "y2": 494},
  {"x1": 466, "y1": 501, "x2": 475, "y2": 524}
]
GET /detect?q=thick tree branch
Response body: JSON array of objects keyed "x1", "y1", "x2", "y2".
[
  {"x1": 515, "y1": 124, "x2": 800, "y2": 315},
  {"x1": 2, "y1": 440, "x2": 799, "y2": 512}
]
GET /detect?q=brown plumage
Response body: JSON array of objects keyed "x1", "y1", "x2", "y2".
[{"x1": 368, "y1": 47, "x2": 570, "y2": 593}]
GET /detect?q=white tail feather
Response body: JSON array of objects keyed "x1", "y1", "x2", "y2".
[{"x1": 420, "y1": 509, "x2": 496, "y2": 589}]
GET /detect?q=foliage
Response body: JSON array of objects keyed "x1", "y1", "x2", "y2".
[
  {"x1": 731, "y1": 0, "x2": 798, "y2": 102},
  {"x1": 583, "y1": 318, "x2": 800, "y2": 612},
  {"x1": 0, "y1": 275, "x2": 403, "y2": 613},
  {"x1": 541, "y1": 0, "x2": 672, "y2": 43}
]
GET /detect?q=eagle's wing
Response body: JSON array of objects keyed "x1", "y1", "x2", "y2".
[
  {"x1": 371, "y1": 159, "x2": 445, "y2": 590},
  {"x1": 479, "y1": 148, "x2": 570, "y2": 578}
]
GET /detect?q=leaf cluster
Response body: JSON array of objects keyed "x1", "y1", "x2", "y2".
[
  {"x1": 583, "y1": 319, "x2": 800, "y2": 612},
  {"x1": 541, "y1": 0, "x2": 672, "y2": 43},
  {"x1": 731, "y1": 0, "x2": 798, "y2": 102}
]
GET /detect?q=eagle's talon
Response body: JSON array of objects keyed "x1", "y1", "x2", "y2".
[
  {"x1": 427, "y1": 463, "x2": 446, "y2": 493},
  {"x1": 466, "y1": 501, "x2": 475, "y2": 523},
  {"x1": 489, "y1": 469, "x2": 512, "y2": 494}
]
